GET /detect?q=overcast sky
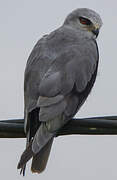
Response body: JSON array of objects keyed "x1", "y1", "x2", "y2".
[{"x1": 0, "y1": 0, "x2": 117, "y2": 179}]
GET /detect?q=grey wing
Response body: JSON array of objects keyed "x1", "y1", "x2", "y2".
[
  {"x1": 24, "y1": 36, "x2": 50, "y2": 113},
  {"x1": 31, "y1": 45, "x2": 98, "y2": 154},
  {"x1": 37, "y1": 45, "x2": 98, "y2": 123},
  {"x1": 24, "y1": 35, "x2": 55, "y2": 134},
  {"x1": 38, "y1": 46, "x2": 97, "y2": 98}
]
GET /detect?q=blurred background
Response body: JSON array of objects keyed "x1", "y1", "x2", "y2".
[{"x1": 0, "y1": 0, "x2": 117, "y2": 179}]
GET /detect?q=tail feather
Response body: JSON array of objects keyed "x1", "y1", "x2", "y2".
[
  {"x1": 31, "y1": 138, "x2": 53, "y2": 173},
  {"x1": 17, "y1": 140, "x2": 33, "y2": 170},
  {"x1": 17, "y1": 138, "x2": 53, "y2": 175}
]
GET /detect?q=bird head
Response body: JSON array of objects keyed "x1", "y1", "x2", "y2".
[{"x1": 64, "y1": 8, "x2": 103, "y2": 39}]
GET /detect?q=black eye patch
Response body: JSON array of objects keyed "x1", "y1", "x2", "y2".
[{"x1": 79, "y1": 17, "x2": 92, "y2": 25}]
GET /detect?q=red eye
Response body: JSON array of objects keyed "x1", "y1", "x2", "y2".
[
  {"x1": 79, "y1": 17, "x2": 91, "y2": 25},
  {"x1": 79, "y1": 18, "x2": 87, "y2": 25}
]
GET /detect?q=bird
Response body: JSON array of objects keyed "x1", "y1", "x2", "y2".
[{"x1": 17, "y1": 8, "x2": 103, "y2": 175}]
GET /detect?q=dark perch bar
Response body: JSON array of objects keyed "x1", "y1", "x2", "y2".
[{"x1": 0, "y1": 116, "x2": 117, "y2": 138}]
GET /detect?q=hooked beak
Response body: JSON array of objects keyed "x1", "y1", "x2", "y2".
[{"x1": 92, "y1": 28, "x2": 99, "y2": 38}]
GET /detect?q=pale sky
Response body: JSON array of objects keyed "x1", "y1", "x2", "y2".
[{"x1": 0, "y1": 0, "x2": 117, "y2": 179}]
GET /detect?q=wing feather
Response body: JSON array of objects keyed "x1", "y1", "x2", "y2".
[{"x1": 38, "y1": 47, "x2": 97, "y2": 97}]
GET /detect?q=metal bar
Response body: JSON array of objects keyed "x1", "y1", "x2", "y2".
[{"x1": 0, "y1": 116, "x2": 117, "y2": 138}]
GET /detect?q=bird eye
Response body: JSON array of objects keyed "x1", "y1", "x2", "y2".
[{"x1": 79, "y1": 17, "x2": 92, "y2": 25}]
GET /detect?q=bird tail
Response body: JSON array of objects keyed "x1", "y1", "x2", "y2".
[
  {"x1": 17, "y1": 139, "x2": 33, "y2": 175},
  {"x1": 17, "y1": 138, "x2": 53, "y2": 174},
  {"x1": 31, "y1": 138, "x2": 53, "y2": 173}
]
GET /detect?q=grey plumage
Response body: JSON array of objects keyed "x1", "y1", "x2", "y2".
[{"x1": 17, "y1": 8, "x2": 102, "y2": 175}]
